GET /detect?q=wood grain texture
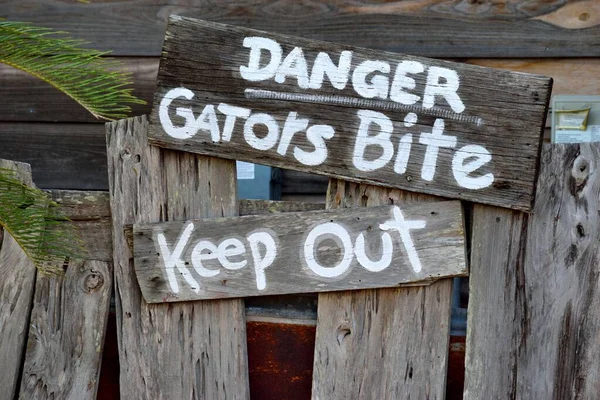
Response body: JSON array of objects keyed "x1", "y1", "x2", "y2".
[
  {"x1": 133, "y1": 203, "x2": 466, "y2": 302},
  {"x1": 4, "y1": 0, "x2": 600, "y2": 57},
  {"x1": 464, "y1": 59, "x2": 600, "y2": 98},
  {"x1": 0, "y1": 58, "x2": 156, "y2": 123},
  {"x1": 18, "y1": 259, "x2": 112, "y2": 400},
  {"x1": 106, "y1": 116, "x2": 249, "y2": 399},
  {"x1": 149, "y1": 17, "x2": 551, "y2": 211},
  {"x1": 463, "y1": 205, "x2": 528, "y2": 400},
  {"x1": 312, "y1": 180, "x2": 453, "y2": 399},
  {"x1": 0, "y1": 123, "x2": 109, "y2": 190},
  {"x1": 4, "y1": 58, "x2": 600, "y2": 124},
  {"x1": 0, "y1": 159, "x2": 37, "y2": 399},
  {"x1": 465, "y1": 143, "x2": 600, "y2": 399},
  {"x1": 47, "y1": 190, "x2": 113, "y2": 262}
]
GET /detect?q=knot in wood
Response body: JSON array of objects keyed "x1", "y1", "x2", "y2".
[
  {"x1": 83, "y1": 272, "x2": 104, "y2": 293},
  {"x1": 121, "y1": 148, "x2": 131, "y2": 160},
  {"x1": 572, "y1": 156, "x2": 590, "y2": 179},
  {"x1": 336, "y1": 325, "x2": 352, "y2": 346},
  {"x1": 579, "y1": 12, "x2": 590, "y2": 22},
  {"x1": 570, "y1": 155, "x2": 592, "y2": 196}
]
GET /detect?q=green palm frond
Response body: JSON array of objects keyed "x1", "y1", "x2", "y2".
[
  {"x1": 0, "y1": 168, "x2": 86, "y2": 275},
  {"x1": 0, "y1": 20, "x2": 145, "y2": 120}
]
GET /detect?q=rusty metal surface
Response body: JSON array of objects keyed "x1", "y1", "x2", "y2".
[
  {"x1": 247, "y1": 322, "x2": 316, "y2": 400},
  {"x1": 447, "y1": 336, "x2": 466, "y2": 400},
  {"x1": 97, "y1": 312, "x2": 120, "y2": 400}
]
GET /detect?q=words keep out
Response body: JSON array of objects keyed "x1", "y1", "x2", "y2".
[
  {"x1": 157, "y1": 206, "x2": 426, "y2": 294},
  {"x1": 160, "y1": 88, "x2": 494, "y2": 190}
]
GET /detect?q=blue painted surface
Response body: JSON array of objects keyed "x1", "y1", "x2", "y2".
[{"x1": 237, "y1": 162, "x2": 281, "y2": 200}]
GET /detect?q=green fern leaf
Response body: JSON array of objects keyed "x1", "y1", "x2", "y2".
[
  {"x1": 0, "y1": 168, "x2": 87, "y2": 275},
  {"x1": 0, "y1": 21, "x2": 146, "y2": 120}
]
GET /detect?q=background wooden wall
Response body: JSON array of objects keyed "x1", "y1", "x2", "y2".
[
  {"x1": 2, "y1": 1, "x2": 599, "y2": 399},
  {"x1": 2, "y1": 0, "x2": 599, "y2": 197}
]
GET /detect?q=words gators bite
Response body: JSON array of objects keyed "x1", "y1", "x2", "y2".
[{"x1": 149, "y1": 17, "x2": 552, "y2": 211}]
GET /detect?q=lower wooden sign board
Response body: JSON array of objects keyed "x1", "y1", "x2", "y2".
[
  {"x1": 148, "y1": 16, "x2": 552, "y2": 211},
  {"x1": 133, "y1": 201, "x2": 467, "y2": 303}
]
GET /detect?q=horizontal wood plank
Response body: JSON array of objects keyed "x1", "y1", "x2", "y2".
[
  {"x1": 4, "y1": 0, "x2": 600, "y2": 57},
  {"x1": 0, "y1": 58, "x2": 156, "y2": 123},
  {"x1": 149, "y1": 17, "x2": 551, "y2": 211},
  {"x1": 3, "y1": 58, "x2": 599, "y2": 124},
  {"x1": 133, "y1": 202, "x2": 467, "y2": 302},
  {"x1": 0, "y1": 123, "x2": 109, "y2": 190},
  {"x1": 239, "y1": 198, "x2": 324, "y2": 215}
]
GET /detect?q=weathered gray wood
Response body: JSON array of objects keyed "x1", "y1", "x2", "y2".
[
  {"x1": 106, "y1": 116, "x2": 249, "y2": 399},
  {"x1": 0, "y1": 159, "x2": 37, "y2": 399},
  {"x1": 17, "y1": 189, "x2": 114, "y2": 399},
  {"x1": 47, "y1": 190, "x2": 113, "y2": 262},
  {"x1": 312, "y1": 180, "x2": 453, "y2": 399},
  {"x1": 5, "y1": 1, "x2": 600, "y2": 57},
  {"x1": 149, "y1": 17, "x2": 551, "y2": 211},
  {"x1": 464, "y1": 205, "x2": 527, "y2": 400},
  {"x1": 465, "y1": 143, "x2": 600, "y2": 399},
  {"x1": 133, "y1": 202, "x2": 466, "y2": 302},
  {"x1": 18, "y1": 259, "x2": 112, "y2": 399}
]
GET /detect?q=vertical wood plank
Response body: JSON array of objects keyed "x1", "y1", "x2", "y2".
[
  {"x1": 312, "y1": 180, "x2": 453, "y2": 399},
  {"x1": 18, "y1": 259, "x2": 112, "y2": 399},
  {"x1": 465, "y1": 143, "x2": 600, "y2": 399},
  {"x1": 106, "y1": 116, "x2": 249, "y2": 399},
  {"x1": 463, "y1": 206, "x2": 527, "y2": 399},
  {"x1": 0, "y1": 159, "x2": 37, "y2": 398}
]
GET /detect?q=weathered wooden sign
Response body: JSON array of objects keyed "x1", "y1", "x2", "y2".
[
  {"x1": 149, "y1": 16, "x2": 552, "y2": 211},
  {"x1": 133, "y1": 202, "x2": 466, "y2": 303}
]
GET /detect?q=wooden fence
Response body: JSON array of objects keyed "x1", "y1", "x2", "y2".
[
  {"x1": 1, "y1": 2, "x2": 600, "y2": 398},
  {"x1": 1, "y1": 136, "x2": 599, "y2": 399}
]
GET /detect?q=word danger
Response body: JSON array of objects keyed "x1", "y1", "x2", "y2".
[
  {"x1": 156, "y1": 206, "x2": 425, "y2": 294},
  {"x1": 239, "y1": 36, "x2": 465, "y2": 113}
]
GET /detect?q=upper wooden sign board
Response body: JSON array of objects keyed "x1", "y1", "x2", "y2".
[
  {"x1": 149, "y1": 16, "x2": 552, "y2": 211},
  {"x1": 133, "y1": 202, "x2": 467, "y2": 303}
]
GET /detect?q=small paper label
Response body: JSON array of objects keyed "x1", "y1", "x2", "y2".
[
  {"x1": 554, "y1": 125, "x2": 600, "y2": 144},
  {"x1": 556, "y1": 108, "x2": 590, "y2": 130},
  {"x1": 236, "y1": 161, "x2": 255, "y2": 180},
  {"x1": 557, "y1": 115, "x2": 584, "y2": 129}
]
